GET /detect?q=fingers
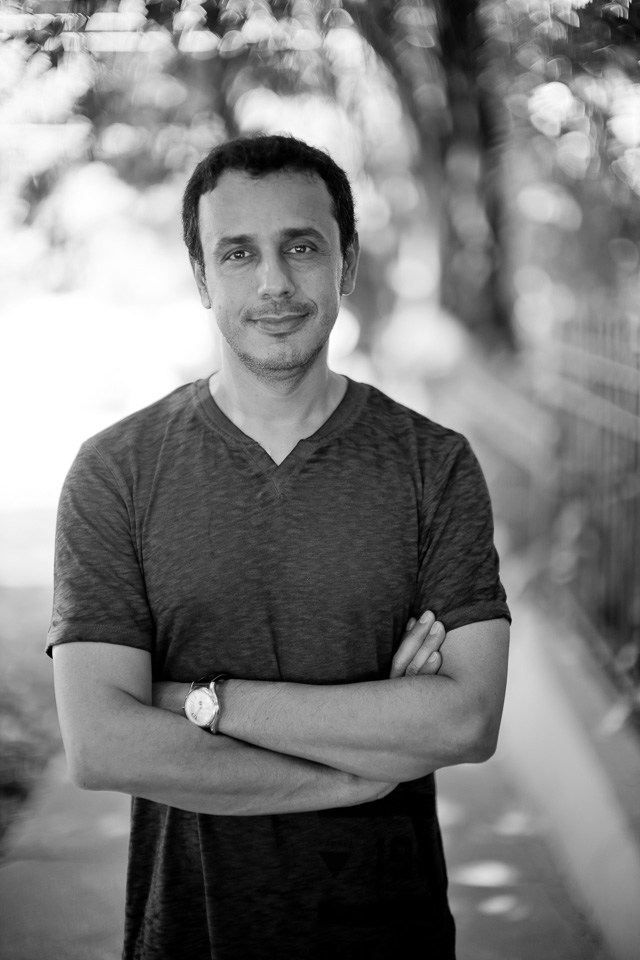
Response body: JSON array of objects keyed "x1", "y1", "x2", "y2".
[
  {"x1": 389, "y1": 614, "x2": 431, "y2": 678},
  {"x1": 406, "y1": 620, "x2": 445, "y2": 676},
  {"x1": 389, "y1": 611, "x2": 446, "y2": 678}
]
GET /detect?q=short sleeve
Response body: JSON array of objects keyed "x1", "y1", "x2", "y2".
[
  {"x1": 46, "y1": 441, "x2": 154, "y2": 657},
  {"x1": 415, "y1": 436, "x2": 511, "y2": 632}
]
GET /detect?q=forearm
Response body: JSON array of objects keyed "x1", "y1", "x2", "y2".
[
  {"x1": 151, "y1": 618, "x2": 508, "y2": 783},
  {"x1": 68, "y1": 686, "x2": 394, "y2": 815},
  {"x1": 218, "y1": 674, "x2": 483, "y2": 782},
  {"x1": 214, "y1": 619, "x2": 510, "y2": 781}
]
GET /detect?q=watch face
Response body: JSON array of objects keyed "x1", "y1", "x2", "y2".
[{"x1": 185, "y1": 689, "x2": 217, "y2": 727}]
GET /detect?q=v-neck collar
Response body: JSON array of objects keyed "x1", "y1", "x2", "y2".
[{"x1": 193, "y1": 374, "x2": 369, "y2": 485}]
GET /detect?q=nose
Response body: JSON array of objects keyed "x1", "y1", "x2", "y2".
[{"x1": 256, "y1": 251, "x2": 294, "y2": 299}]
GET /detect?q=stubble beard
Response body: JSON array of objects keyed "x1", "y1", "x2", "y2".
[
  {"x1": 221, "y1": 305, "x2": 337, "y2": 384},
  {"x1": 233, "y1": 341, "x2": 327, "y2": 384}
]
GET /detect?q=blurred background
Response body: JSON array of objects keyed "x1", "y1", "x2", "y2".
[{"x1": 0, "y1": 1, "x2": 639, "y2": 958}]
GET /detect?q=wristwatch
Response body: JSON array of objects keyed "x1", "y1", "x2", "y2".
[{"x1": 184, "y1": 674, "x2": 229, "y2": 733}]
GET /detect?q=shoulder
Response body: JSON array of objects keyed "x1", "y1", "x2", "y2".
[
  {"x1": 78, "y1": 381, "x2": 199, "y2": 466},
  {"x1": 356, "y1": 382, "x2": 471, "y2": 470},
  {"x1": 65, "y1": 381, "x2": 202, "y2": 496},
  {"x1": 88, "y1": 382, "x2": 197, "y2": 453}
]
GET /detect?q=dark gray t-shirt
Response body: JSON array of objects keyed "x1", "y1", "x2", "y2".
[{"x1": 47, "y1": 377, "x2": 510, "y2": 960}]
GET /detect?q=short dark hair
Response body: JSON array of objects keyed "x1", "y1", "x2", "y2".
[{"x1": 182, "y1": 134, "x2": 356, "y2": 268}]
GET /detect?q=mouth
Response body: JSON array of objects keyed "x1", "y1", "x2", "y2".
[{"x1": 250, "y1": 313, "x2": 308, "y2": 334}]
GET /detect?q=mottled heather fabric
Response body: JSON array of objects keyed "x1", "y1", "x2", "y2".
[{"x1": 47, "y1": 377, "x2": 510, "y2": 960}]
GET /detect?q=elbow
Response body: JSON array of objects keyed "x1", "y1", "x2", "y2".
[
  {"x1": 399, "y1": 710, "x2": 501, "y2": 780},
  {"x1": 69, "y1": 766, "x2": 101, "y2": 792},
  {"x1": 67, "y1": 755, "x2": 100, "y2": 792},
  {"x1": 463, "y1": 709, "x2": 502, "y2": 764},
  {"x1": 65, "y1": 740, "x2": 115, "y2": 792}
]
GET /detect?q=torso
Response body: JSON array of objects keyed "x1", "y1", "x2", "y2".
[{"x1": 50, "y1": 375, "x2": 507, "y2": 960}]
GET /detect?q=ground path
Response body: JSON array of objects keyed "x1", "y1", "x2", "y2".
[{"x1": 0, "y1": 743, "x2": 607, "y2": 960}]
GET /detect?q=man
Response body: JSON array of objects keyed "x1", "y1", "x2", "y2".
[{"x1": 49, "y1": 134, "x2": 510, "y2": 960}]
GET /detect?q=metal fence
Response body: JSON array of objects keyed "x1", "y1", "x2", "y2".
[
  {"x1": 539, "y1": 306, "x2": 640, "y2": 707},
  {"x1": 449, "y1": 313, "x2": 640, "y2": 715}
]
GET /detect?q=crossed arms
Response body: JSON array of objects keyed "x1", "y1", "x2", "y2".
[{"x1": 53, "y1": 612, "x2": 509, "y2": 816}]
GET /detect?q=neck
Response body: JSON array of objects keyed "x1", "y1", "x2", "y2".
[{"x1": 209, "y1": 349, "x2": 347, "y2": 453}]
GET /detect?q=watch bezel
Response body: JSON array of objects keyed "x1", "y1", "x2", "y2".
[{"x1": 184, "y1": 685, "x2": 219, "y2": 729}]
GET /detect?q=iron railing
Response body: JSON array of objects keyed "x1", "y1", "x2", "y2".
[{"x1": 449, "y1": 313, "x2": 640, "y2": 715}]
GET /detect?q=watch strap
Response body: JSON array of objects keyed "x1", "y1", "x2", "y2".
[{"x1": 208, "y1": 674, "x2": 229, "y2": 733}]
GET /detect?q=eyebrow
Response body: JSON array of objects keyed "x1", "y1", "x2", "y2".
[
  {"x1": 214, "y1": 234, "x2": 253, "y2": 252},
  {"x1": 213, "y1": 226, "x2": 329, "y2": 253}
]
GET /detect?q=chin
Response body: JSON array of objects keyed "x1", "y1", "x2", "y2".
[{"x1": 233, "y1": 342, "x2": 328, "y2": 379}]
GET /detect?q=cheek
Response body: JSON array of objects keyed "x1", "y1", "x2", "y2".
[{"x1": 210, "y1": 284, "x2": 245, "y2": 318}]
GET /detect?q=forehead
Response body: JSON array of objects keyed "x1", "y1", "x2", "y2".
[{"x1": 198, "y1": 169, "x2": 339, "y2": 242}]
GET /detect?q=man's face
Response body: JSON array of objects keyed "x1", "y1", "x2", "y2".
[{"x1": 193, "y1": 169, "x2": 359, "y2": 380}]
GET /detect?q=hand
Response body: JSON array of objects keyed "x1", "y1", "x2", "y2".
[
  {"x1": 153, "y1": 681, "x2": 190, "y2": 715},
  {"x1": 389, "y1": 610, "x2": 446, "y2": 679}
]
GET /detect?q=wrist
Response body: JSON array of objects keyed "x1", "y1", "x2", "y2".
[
  {"x1": 216, "y1": 678, "x2": 246, "y2": 736},
  {"x1": 153, "y1": 681, "x2": 190, "y2": 715}
]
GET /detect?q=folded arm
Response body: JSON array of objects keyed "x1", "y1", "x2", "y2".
[
  {"x1": 216, "y1": 618, "x2": 509, "y2": 781},
  {"x1": 155, "y1": 617, "x2": 510, "y2": 783},
  {"x1": 52, "y1": 641, "x2": 396, "y2": 815}
]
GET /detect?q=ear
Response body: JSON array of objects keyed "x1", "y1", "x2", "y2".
[
  {"x1": 191, "y1": 260, "x2": 211, "y2": 309},
  {"x1": 340, "y1": 233, "x2": 360, "y2": 297}
]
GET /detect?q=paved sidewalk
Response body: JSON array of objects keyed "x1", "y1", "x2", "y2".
[
  {"x1": 0, "y1": 746, "x2": 608, "y2": 960},
  {"x1": 438, "y1": 758, "x2": 608, "y2": 960},
  {"x1": 0, "y1": 753, "x2": 130, "y2": 960}
]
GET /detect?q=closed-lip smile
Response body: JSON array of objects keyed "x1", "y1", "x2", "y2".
[
  {"x1": 251, "y1": 313, "x2": 308, "y2": 332},
  {"x1": 253, "y1": 313, "x2": 306, "y2": 322}
]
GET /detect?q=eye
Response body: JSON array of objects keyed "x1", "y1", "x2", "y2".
[
  {"x1": 227, "y1": 250, "x2": 249, "y2": 261},
  {"x1": 287, "y1": 243, "x2": 313, "y2": 255}
]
